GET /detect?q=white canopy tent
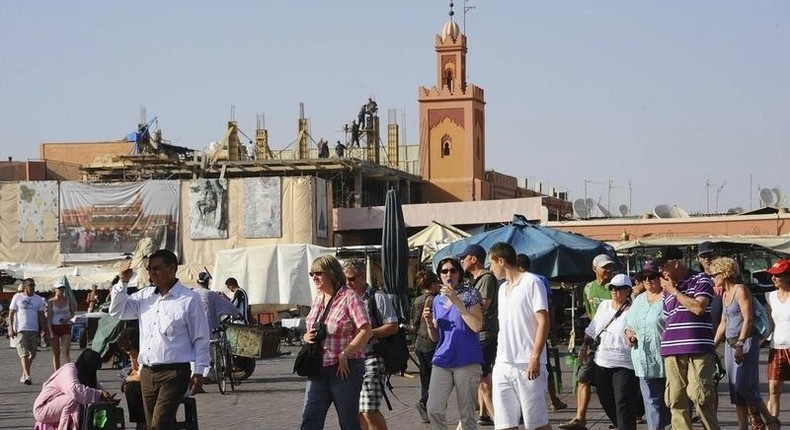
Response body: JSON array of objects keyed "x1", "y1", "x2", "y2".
[
  {"x1": 211, "y1": 244, "x2": 335, "y2": 306},
  {"x1": 408, "y1": 221, "x2": 470, "y2": 263}
]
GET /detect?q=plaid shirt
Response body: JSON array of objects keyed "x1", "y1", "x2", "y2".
[{"x1": 306, "y1": 286, "x2": 370, "y2": 367}]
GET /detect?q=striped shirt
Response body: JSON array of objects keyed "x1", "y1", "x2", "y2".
[
  {"x1": 305, "y1": 286, "x2": 370, "y2": 367},
  {"x1": 660, "y1": 271, "x2": 715, "y2": 356}
]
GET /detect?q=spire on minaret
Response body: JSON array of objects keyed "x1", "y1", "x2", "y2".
[{"x1": 449, "y1": 1, "x2": 455, "y2": 21}]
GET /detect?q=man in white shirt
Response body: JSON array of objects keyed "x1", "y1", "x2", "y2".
[
  {"x1": 487, "y1": 242, "x2": 551, "y2": 430},
  {"x1": 8, "y1": 278, "x2": 47, "y2": 385},
  {"x1": 109, "y1": 250, "x2": 210, "y2": 430}
]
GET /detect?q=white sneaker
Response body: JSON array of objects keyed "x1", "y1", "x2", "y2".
[
  {"x1": 19, "y1": 375, "x2": 26, "y2": 383},
  {"x1": 23, "y1": 376, "x2": 32, "y2": 385}
]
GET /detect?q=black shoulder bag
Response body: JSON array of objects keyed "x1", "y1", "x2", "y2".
[
  {"x1": 589, "y1": 299, "x2": 631, "y2": 349},
  {"x1": 293, "y1": 293, "x2": 336, "y2": 377}
]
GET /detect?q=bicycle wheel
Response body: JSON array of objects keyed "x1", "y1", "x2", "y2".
[
  {"x1": 225, "y1": 347, "x2": 236, "y2": 391},
  {"x1": 214, "y1": 344, "x2": 227, "y2": 394}
]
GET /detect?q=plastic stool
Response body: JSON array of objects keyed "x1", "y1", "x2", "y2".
[
  {"x1": 81, "y1": 402, "x2": 125, "y2": 430},
  {"x1": 174, "y1": 397, "x2": 199, "y2": 430}
]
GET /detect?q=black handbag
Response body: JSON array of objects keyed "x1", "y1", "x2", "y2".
[{"x1": 293, "y1": 293, "x2": 336, "y2": 377}]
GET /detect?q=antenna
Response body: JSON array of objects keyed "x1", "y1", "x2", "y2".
[{"x1": 462, "y1": 0, "x2": 475, "y2": 33}]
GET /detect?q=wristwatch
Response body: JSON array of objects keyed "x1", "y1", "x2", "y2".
[{"x1": 734, "y1": 340, "x2": 744, "y2": 348}]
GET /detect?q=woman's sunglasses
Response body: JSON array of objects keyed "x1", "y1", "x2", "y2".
[{"x1": 439, "y1": 268, "x2": 458, "y2": 275}]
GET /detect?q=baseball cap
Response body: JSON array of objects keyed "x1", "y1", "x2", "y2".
[
  {"x1": 197, "y1": 272, "x2": 212, "y2": 283},
  {"x1": 593, "y1": 254, "x2": 615, "y2": 268},
  {"x1": 766, "y1": 259, "x2": 790, "y2": 276},
  {"x1": 457, "y1": 244, "x2": 486, "y2": 262},
  {"x1": 697, "y1": 241, "x2": 716, "y2": 257},
  {"x1": 655, "y1": 246, "x2": 683, "y2": 266},
  {"x1": 606, "y1": 273, "x2": 633, "y2": 290},
  {"x1": 640, "y1": 260, "x2": 660, "y2": 276}
]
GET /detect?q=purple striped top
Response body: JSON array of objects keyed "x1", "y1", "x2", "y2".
[{"x1": 660, "y1": 271, "x2": 715, "y2": 356}]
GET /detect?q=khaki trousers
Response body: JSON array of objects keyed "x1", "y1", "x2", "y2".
[
  {"x1": 139, "y1": 364, "x2": 191, "y2": 430},
  {"x1": 664, "y1": 353, "x2": 720, "y2": 430}
]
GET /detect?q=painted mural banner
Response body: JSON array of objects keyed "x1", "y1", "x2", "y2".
[
  {"x1": 18, "y1": 181, "x2": 59, "y2": 242},
  {"x1": 59, "y1": 181, "x2": 180, "y2": 262},
  {"x1": 189, "y1": 178, "x2": 228, "y2": 239},
  {"x1": 243, "y1": 177, "x2": 282, "y2": 238}
]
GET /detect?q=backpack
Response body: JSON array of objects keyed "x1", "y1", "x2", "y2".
[
  {"x1": 367, "y1": 290, "x2": 410, "y2": 375},
  {"x1": 752, "y1": 297, "x2": 771, "y2": 340}
]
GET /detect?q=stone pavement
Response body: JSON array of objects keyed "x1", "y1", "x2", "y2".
[{"x1": 0, "y1": 340, "x2": 774, "y2": 429}]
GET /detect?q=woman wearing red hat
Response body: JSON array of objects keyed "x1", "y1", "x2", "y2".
[{"x1": 765, "y1": 258, "x2": 790, "y2": 422}]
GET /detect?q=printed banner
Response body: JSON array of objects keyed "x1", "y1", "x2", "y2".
[
  {"x1": 189, "y1": 179, "x2": 228, "y2": 239},
  {"x1": 59, "y1": 181, "x2": 180, "y2": 262},
  {"x1": 18, "y1": 181, "x2": 59, "y2": 242},
  {"x1": 244, "y1": 177, "x2": 282, "y2": 238},
  {"x1": 315, "y1": 177, "x2": 328, "y2": 239}
]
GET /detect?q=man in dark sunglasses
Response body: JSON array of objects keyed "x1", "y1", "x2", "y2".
[
  {"x1": 459, "y1": 244, "x2": 499, "y2": 426},
  {"x1": 697, "y1": 241, "x2": 723, "y2": 336}
]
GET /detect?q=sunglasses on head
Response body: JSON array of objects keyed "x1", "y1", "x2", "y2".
[
  {"x1": 439, "y1": 268, "x2": 458, "y2": 275},
  {"x1": 646, "y1": 274, "x2": 660, "y2": 280},
  {"x1": 308, "y1": 271, "x2": 324, "y2": 277}
]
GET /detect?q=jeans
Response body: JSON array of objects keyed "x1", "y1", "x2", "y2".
[
  {"x1": 595, "y1": 366, "x2": 639, "y2": 430},
  {"x1": 301, "y1": 358, "x2": 364, "y2": 430},
  {"x1": 639, "y1": 377, "x2": 670, "y2": 430},
  {"x1": 415, "y1": 349, "x2": 435, "y2": 406}
]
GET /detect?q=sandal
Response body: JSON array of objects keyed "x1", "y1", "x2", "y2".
[{"x1": 765, "y1": 416, "x2": 781, "y2": 430}]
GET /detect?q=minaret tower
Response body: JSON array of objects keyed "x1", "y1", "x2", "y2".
[{"x1": 418, "y1": 2, "x2": 487, "y2": 202}]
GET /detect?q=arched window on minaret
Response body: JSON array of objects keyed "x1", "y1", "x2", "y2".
[
  {"x1": 476, "y1": 137, "x2": 481, "y2": 160},
  {"x1": 445, "y1": 70, "x2": 453, "y2": 92},
  {"x1": 442, "y1": 138, "x2": 452, "y2": 157}
]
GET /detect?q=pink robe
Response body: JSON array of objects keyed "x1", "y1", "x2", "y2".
[{"x1": 33, "y1": 363, "x2": 102, "y2": 430}]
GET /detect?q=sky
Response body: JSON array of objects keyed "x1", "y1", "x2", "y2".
[{"x1": 1, "y1": 1, "x2": 788, "y2": 216}]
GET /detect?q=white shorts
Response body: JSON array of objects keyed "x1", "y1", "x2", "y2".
[{"x1": 492, "y1": 361, "x2": 549, "y2": 429}]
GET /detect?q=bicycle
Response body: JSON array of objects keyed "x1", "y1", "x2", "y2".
[{"x1": 210, "y1": 326, "x2": 235, "y2": 394}]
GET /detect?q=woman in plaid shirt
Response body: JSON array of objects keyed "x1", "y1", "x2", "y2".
[{"x1": 300, "y1": 255, "x2": 373, "y2": 430}]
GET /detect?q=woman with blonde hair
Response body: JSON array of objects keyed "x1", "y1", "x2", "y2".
[
  {"x1": 48, "y1": 282, "x2": 76, "y2": 370},
  {"x1": 712, "y1": 257, "x2": 779, "y2": 430},
  {"x1": 300, "y1": 255, "x2": 372, "y2": 430}
]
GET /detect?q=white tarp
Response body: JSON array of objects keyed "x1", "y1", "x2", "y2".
[
  {"x1": 609, "y1": 235, "x2": 790, "y2": 255},
  {"x1": 408, "y1": 221, "x2": 470, "y2": 263},
  {"x1": 0, "y1": 261, "x2": 139, "y2": 291},
  {"x1": 211, "y1": 244, "x2": 335, "y2": 306}
]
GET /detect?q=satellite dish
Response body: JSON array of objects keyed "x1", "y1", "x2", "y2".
[
  {"x1": 669, "y1": 205, "x2": 690, "y2": 218},
  {"x1": 596, "y1": 203, "x2": 613, "y2": 217},
  {"x1": 727, "y1": 207, "x2": 745, "y2": 214},
  {"x1": 573, "y1": 199, "x2": 589, "y2": 218},
  {"x1": 774, "y1": 188, "x2": 787, "y2": 206},
  {"x1": 585, "y1": 198, "x2": 595, "y2": 211},
  {"x1": 654, "y1": 204, "x2": 690, "y2": 219},
  {"x1": 654, "y1": 204, "x2": 672, "y2": 219},
  {"x1": 760, "y1": 188, "x2": 777, "y2": 207},
  {"x1": 618, "y1": 204, "x2": 630, "y2": 216}
]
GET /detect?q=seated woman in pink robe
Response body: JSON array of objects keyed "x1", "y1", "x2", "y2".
[{"x1": 33, "y1": 349, "x2": 115, "y2": 430}]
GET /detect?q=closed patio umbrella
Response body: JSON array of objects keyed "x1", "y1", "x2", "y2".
[{"x1": 381, "y1": 189, "x2": 409, "y2": 321}]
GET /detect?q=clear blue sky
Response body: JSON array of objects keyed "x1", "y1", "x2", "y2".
[{"x1": 2, "y1": 1, "x2": 788, "y2": 216}]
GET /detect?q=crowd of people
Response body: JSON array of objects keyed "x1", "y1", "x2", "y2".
[{"x1": 10, "y1": 243, "x2": 790, "y2": 429}]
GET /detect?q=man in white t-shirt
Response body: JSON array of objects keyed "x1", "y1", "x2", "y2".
[
  {"x1": 487, "y1": 242, "x2": 551, "y2": 430},
  {"x1": 8, "y1": 278, "x2": 47, "y2": 385}
]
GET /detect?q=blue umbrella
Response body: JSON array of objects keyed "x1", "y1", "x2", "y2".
[
  {"x1": 433, "y1": 214, "x2": 619, "y2": 282},
  {"x1": 381, "y1": 189, "x2": 409, "y2": 321}
]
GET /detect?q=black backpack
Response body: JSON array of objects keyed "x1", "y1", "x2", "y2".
[{"x1": 368, "y1": 290, "x2": 409, "y2": 375}]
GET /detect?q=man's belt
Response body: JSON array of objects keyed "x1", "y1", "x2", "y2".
[{"x1": 142, "y1": 362, "x2": 190, "y2": 372}]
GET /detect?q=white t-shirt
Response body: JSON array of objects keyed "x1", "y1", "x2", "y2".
[
  {"x1": 496, "y1": 272, "x2": 549, "y2": 365},
  {"x1": 585, "y1": 299, "x2": 633, "y2": 369},
  {"x1": 10, "y1": 293, "x2": 47, "y2": 332},
  {"x1": 767, "y1": 290, "x2": 790, "y2": 349}
]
